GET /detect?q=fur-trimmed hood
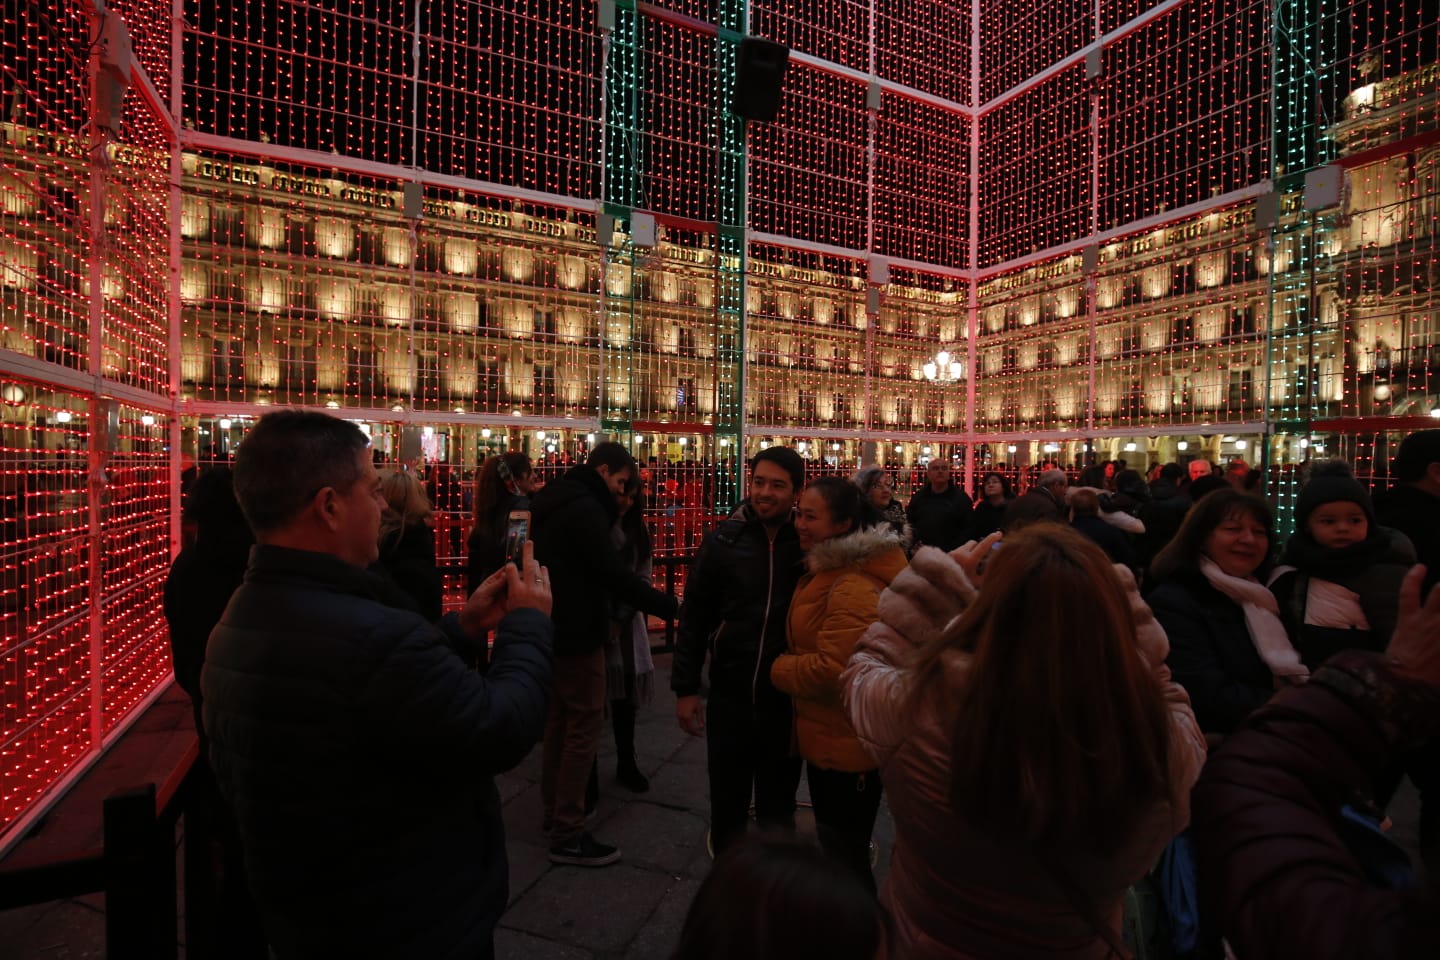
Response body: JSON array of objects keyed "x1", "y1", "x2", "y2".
[{"x1": 805, "y1": 524, "x2": 906, "y2": 574}]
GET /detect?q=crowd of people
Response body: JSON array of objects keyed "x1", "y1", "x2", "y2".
[{"x1": 162, "y1": 412, "x2": 1440, "y2": 959}]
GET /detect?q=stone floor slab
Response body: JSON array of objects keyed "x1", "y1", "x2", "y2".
[{"x1": 501, "y1": 863, "x2": 675, "y2": 954}]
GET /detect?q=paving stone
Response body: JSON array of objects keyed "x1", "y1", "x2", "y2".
[
  {"x1": 506, "y1": 840, "x2": 553, "y2": 907},
  {"x1": 623, "y1": 877, "x2": 702, "y2": 960},
  {"x1": 495, "y1": 927, "x2": 594, "y2": 960},
  {"x1": 641, "y1": 755, "x2": 710, "y2": 813},
  {"x1": 600, "y1": 802, "x2": 708, "y2": 874},
  {"x1": 0, "y1": 899, "x2": 107, "y2": 959},
  {"x1": 502, "y1": 864, "x2": 675, "y2": 954}
]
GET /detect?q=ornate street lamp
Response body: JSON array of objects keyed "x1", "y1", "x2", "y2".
[{"x1": 922, "y1": 350, "x2": 964, "y2": 382}]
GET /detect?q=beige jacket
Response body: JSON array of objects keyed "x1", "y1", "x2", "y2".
[{"x1": 842, "y1": 548, "x2": 1207, "y2": 959}]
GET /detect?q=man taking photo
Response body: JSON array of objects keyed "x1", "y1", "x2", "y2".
[{"x1": 204, "y1": 411, "x2": 553, "y2": 960}]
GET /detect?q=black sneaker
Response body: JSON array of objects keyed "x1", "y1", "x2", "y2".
[{"x1": 548, "y1": 833, "x2": 621, "y2": 867}]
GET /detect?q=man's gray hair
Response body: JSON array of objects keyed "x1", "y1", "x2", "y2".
[
  {"x1": 233, "y1": 411, "x2": 370, "y2": 532},
  {"x1": 1039, "y1": 469, "x2": 1068, "y2": 487}
]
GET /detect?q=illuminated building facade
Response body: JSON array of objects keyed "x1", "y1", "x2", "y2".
[{"x1": 2, "y1": 0, "x2": 1438, "y2": 840}]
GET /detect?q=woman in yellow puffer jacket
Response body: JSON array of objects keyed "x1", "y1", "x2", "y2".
[{"x1": 771, "y1": 475, "x2": 908, "y2": 892}]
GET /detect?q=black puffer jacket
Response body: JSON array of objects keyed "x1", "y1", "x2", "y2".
[
  {"x1": 530, "y1": 464, "x2": 676, "y2": 657},
  {"x1": 672, "y1": 504, "x2": 804, "y2": 702},
  {"x1": 1149, "y1": 572, "x2": 1275, "y2": 736},
  {"x1": 202, "y1": 545, "x2": 552, "y2": 960}
]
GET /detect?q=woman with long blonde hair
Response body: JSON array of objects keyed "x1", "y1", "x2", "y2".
[
  {"x1": 843, "y1": 525, "x2": 1205, "y2": 958},
  {"x1": 376, "y1": 467, "x2": 442, "y2": 621}
]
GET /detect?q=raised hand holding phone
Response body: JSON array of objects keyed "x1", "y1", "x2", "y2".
[
  {"x1": 505, "y1": 509, "x2": 532, "y2": 566},
  {"x1": 504, "y1": 540, "x2": 553, "y2": 618}
]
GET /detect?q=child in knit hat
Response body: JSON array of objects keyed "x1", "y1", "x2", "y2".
[{"x1": 1268, "y1": 460, "x2": 1416, "y2": 669}]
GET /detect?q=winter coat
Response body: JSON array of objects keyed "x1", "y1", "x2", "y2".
[
  {"x1": 842, "y1": 548, "x2": 1206, "y2": 960},
  {"x1": 530, "y1": 465, "x2": 676, "y2": 657},
  {"x1": 1071, "y1": 515, "x2": 1137, "y2": 569},
  {"x1": 771, "y1": 527, "x2": 908, "y2": 772},
  {"x1": 1192, "y1": 651, "x2": 1440, "y2": 959},
  {"x1": 877, "y1": 500, "x2": 912, "y2": 549},
  {"x1": 1374, "y1": 483, "x2": 1440, "y2": 597},
  {"x1": 1002, "y1": 486, "x2": 1066, "y2": 531},
  {"x1": 466, "y1": 490, "x2": 529, "y2": 593},
  {"x1": 202, "y1": 545, "x2": 552, "y2": 960},
  {"x1": 971, "y1": 498, "x2": 1009, "y2": 539},
  {"x1": 1148, "y1": 572, "x2": 1275, "y2": 735},
  {"x1": 1137, "y1": 481, "x2": 1189, "y2": 579},
  {"x1": 1065, "y1": 487, "x2": 1146, "y2": 535},
  {"x1": 907, "y1": 483, "x2": 975, "y2": 551},
  {"x1": 672, "y1": 504, "x2": 805, "y2": 703},
  {"x1": 1269, "y1": 527, "x2": 1416, "y2": 669},
  {"x1": 163, "y1": 526, "x2": 252, "y2": 744},
  {"x1": 377, "y1": 522, "x2": 444, "y2": 622}
]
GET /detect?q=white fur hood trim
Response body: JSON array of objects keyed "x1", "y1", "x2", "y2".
[{"x1": 806, "y1": 525, "x2": 905, "y2": 574}]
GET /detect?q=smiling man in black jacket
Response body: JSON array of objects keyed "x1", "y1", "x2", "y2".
[
  {"x1": 203, "y1": 411, "x2": 554, "y2": 960},
  {"x1": 672, "y1": 446, "x2": 805, "y2": 856},
  {"x1": 530, "y1": 441, "x2": 679, "y2": 866}
]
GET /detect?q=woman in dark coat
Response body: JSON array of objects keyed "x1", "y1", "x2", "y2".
[
  {"x1": 466, "y1": 452, "x2": 535, "y2": 592},
  {"x1": 970, "y1": 471, "x2": 1014, "y2": 539},
  {"x1": 377, "y1": 468, "x2": 443, "y2": 621},
  {"x1": 1147, "y1": 488, "x2": 1302, "y2": 737}
]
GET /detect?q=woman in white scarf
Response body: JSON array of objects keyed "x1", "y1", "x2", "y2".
[{"x1": 1146, "y1": 488, "x2": 1304, "y2": 737}]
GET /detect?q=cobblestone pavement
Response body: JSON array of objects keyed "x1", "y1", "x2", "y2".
[
  {"x1": 0, "y1": 654, "x2": 897, "y2": 960},
  {"x1": 2, "y1": 654, "x2": 1422, "y2": 959}
]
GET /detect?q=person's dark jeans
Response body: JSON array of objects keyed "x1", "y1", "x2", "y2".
[
  {"x1": 705, "y1": 694, "x2": 802, "y2": 854},
  {"x1": 807, "y1": 762, "x2": 883, "y2": 893}
]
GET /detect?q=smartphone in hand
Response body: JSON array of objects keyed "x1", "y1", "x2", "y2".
[{"x1": 504, "y1": 510, "x2": 531, "y2": 566}]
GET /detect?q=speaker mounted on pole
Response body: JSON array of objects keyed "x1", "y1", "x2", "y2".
[{"x1": 730, "y1": 36, "x2": 790, "y2": 122}]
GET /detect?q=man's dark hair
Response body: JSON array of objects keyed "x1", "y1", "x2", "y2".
[
  {"x1": 587, "y1": 441, "x2": 636, "y2": 475},
  {"x1": 1393, "y1": 430, "x2": 1440, "y2": 483},
  {"x1": 750, "y1": 446, "x2": 804, "y2": 492},
  {"x1": 1158, "y1": 463, "x2": 1183, "y2": 483},
  {"x1": 232, "y1": 411, "x2": 369, "y2": 532}
]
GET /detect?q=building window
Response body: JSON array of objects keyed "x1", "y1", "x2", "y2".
[
  {"x1": 533, "y1": 364, "x2": 556, "y2": 405},
  {"x1": 676, "y1": 377, "x2": 697, "y2": 413},
  {"x1": 797, "y1": 390, "x2": 818, "y2": 421},
  {"x1": 1229, "y1": 307, "x2": 1256, "y2": 337},
  {"x1": 678, "y1": 325, "x2": 697, "y2": 355},
  {"x1": 1227, "y1": 368, "x2": 1254, "y2": 409}
]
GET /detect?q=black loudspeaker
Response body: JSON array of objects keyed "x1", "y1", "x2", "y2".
[{"x1": 730, "y1": 37, "x2": 790, "y2": 122}]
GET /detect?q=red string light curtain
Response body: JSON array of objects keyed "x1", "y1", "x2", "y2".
[
  {"x1": 3, "y1": 0, "x2": 175, "y2": 834},
  {"x1": 874, "y1": 97, "x2": 970, "y2": 268},
  {"x1": 1097, "y1": 0, "x2": 1270, "y2": 232},
  {"x1": 979, "y1": 64, "x2": 1090, "y2": 267},
  {"x1": 749, "y1": 63, "x2": 868, "y2": 250},
  {"x1": 875, "y1": 0, "x2": 970, "y2": 104}
]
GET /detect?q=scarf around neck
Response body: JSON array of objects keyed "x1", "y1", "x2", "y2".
[
  {"x1": 1198, "y1": 556, "x2": 1308, "y2": 683},
  {"x1": 1280, "y1": 528, "x2": 1400, "y2": 581}
]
